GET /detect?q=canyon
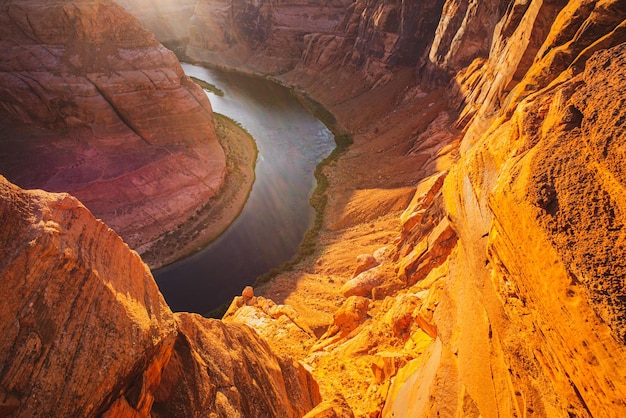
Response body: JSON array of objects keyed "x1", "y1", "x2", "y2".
[
  {"x1": 0, "y1": 0, "x2": 235, "y2": 268},
  {"x1": 1, "y1": 0, "x2": 626, "y2": 417}
]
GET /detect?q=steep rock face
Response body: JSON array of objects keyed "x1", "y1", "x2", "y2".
[
  {"x1": 0, "y1": 0, "x2": 226, "y2": 262},
  {"x1": 217, "y1": 1, "x2": 626, "y2": 417},
  {"x1": 0, "y1": 175, "x2": 322, "y2": 416},
  {"x1": 424, "y1": 0, "x2": 504, "y2": 77},
  {"x1": 440, "y1": 0, "x2": 626, "y2": 135},
  {"x1": 299, "y1": 0, "x2": 446, "y2": 85},
  {"x1": 153, "y1": 313, "x2": 321, "y2": 417},
  {"x1": 0, "y1": 175, "x2": 177, "y2": 417},
  {"x1": 186, "y1": 0, "x2": 352, "y2": 73},
  {"x1": 383, "y1": 1, "x2": 626, "y2": 416}
]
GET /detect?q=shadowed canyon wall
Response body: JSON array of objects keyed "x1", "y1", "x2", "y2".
[
  {"x1": 0, "y1": 0, "x2": 226, "y2": 264},
  {"x1": 185, "y1": 0, "x2": 353, "y2": 73}
]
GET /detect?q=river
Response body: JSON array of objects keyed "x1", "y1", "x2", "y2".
[{"x1": 153, "y1": 64, "x2": 335, "y2": 313}]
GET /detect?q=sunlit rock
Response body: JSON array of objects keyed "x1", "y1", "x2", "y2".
[{"x1": 0, "y1": 175, "x2": 177, "y2": 416}]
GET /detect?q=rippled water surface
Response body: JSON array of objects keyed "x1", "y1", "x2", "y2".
[{"x1": 153, "y1": 64, "x2": 334, "y2": 313}]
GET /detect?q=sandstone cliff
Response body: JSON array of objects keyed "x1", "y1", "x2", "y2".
[
  {"x1": 0, "y1": 175, "x2": 177, "y2": 416},
  {"x1": 205, "y1": 0, "x2": 626, "y2": 416},
  {"x1": 0, "y1": 175, "x2": 321, "y2": 417},
  {"x1": 0, "y1": 0, "x2": 226, "y2": 265}
]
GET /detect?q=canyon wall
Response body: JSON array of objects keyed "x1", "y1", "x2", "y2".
[
  {"x1": 208, "y1": 0, "x2": 626, "y2": 416},
  {"x1": 0, "y1": 0, "x2": 226, "y2": 265},
  {"x1": 2, "y1": 0, "x2": 626, "y2": 416},
  {"x1": 0, "y1": 175, "x2": 321, "y2": 417},
  {"x1": 185, "y1": 0, "x2": 352, "y2": 73}
]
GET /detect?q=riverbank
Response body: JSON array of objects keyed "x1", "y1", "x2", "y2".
[{"x1": 141, "y1": 114, "x2": 257, "y2": 269}]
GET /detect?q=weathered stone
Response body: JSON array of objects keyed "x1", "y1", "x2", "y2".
[
  {"x1": 242, "y1": 285, "x2": 255, "y2": 301},
  {"x1": 340, "y1": 267, "x2": 385, "y2": 298},
  {"x1": 0, "y1": 175, "x2": 177, "y2": 417},
  {"x1": 152, "y1": 313, "x2": 321, "y2": 417},
  {"x1": 352, "y1": 254, "x2": 379, "y2": 277},
  {"x1": 303, "y1": 394, "x2": 355, "y2": 418}
]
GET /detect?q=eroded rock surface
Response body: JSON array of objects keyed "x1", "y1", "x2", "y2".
[
  {"x1": 152, "y1": 313, "x2": 321, "y2": 418},
  {"x1": 0, "y1": 175, "x2": 177, "y2": 417},
  {"x1": 0, "y1": 0, "x2": 226, "y2": 264},
  {"x1": 0, "y1": 176, "x2": 322, "y2": 417},
  {"x1": 300, "y1": 0, "x2": 446, "y2": 85},
  {"x1": 224, "y1": 1, "x2": 626, "y2": 416}
]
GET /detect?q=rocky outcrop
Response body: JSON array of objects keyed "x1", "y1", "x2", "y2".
[
  {"x1": 383, "y1": 1, "x2": 626, "y2": 416},
  {"x1": 153, "y1": 313, "x2": 321, "y2": 417},
  {"x1": 186, "y1": 0, "x2": 352, "y2": 73},
  {"x1": 220, "y1": 0, "x2": 626, "y2": 416},
  {"x1": 0, "y1": 175, "x2": 177, "y2": 417},
  {"x1": 0, "y1": 0, "x2": 226, "y2": 263},
  {"x1": 0, "y1": 175, "x2": 322, "y2": 416}
]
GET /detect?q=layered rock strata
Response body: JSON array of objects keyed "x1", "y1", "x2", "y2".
[
  {"x1": 0, "y1": 175, "x2": 177, "y2": 417},
  {"x1": 0, "y1": 0, "x2": 226, "y2": 262},
  {"x1": 0, "y1": 175, "x2": 321, "y2": 417},
  {"x1": 299, "y1": 0, "x2": 447, "y2": 85},
  {"x1": 185, "y1": 0, "x2": 353, "y2": 73}
]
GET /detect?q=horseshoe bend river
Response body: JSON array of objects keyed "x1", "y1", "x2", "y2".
[{"x1": 153, "y1": 63, "x2": 335, "y2": 313}]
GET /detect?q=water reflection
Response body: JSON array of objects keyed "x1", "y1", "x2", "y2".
[{"x1": 153, "y1": 64, "x2": 334, "y2": 313}]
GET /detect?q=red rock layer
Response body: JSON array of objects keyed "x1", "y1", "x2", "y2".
[
  {"x1": 0, "y1": 0, "x2": 226, "y2": 262},
  {"x1": 185, "y1": 0, "x2": 352, "y2": 73}
]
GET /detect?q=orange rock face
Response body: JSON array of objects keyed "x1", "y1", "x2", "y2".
[
  {"x1": 0, "y1": 0, "x2": 226, "y2": 263},
  {"x1": 383, "y1": 1, "x2": 626, "y2": 416},
  {"x1": 0, "y1": 175, "x2": 322, "y2": 416},
  {"x1": 0, "y1": 175, "x2": 177, "y2": 416},
  {"x1": 153, "y1": 313, "x2": 321, "y2": 417},
  {"x1": 218, "y1": 0, "x2": 626, "y2": 416}
]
